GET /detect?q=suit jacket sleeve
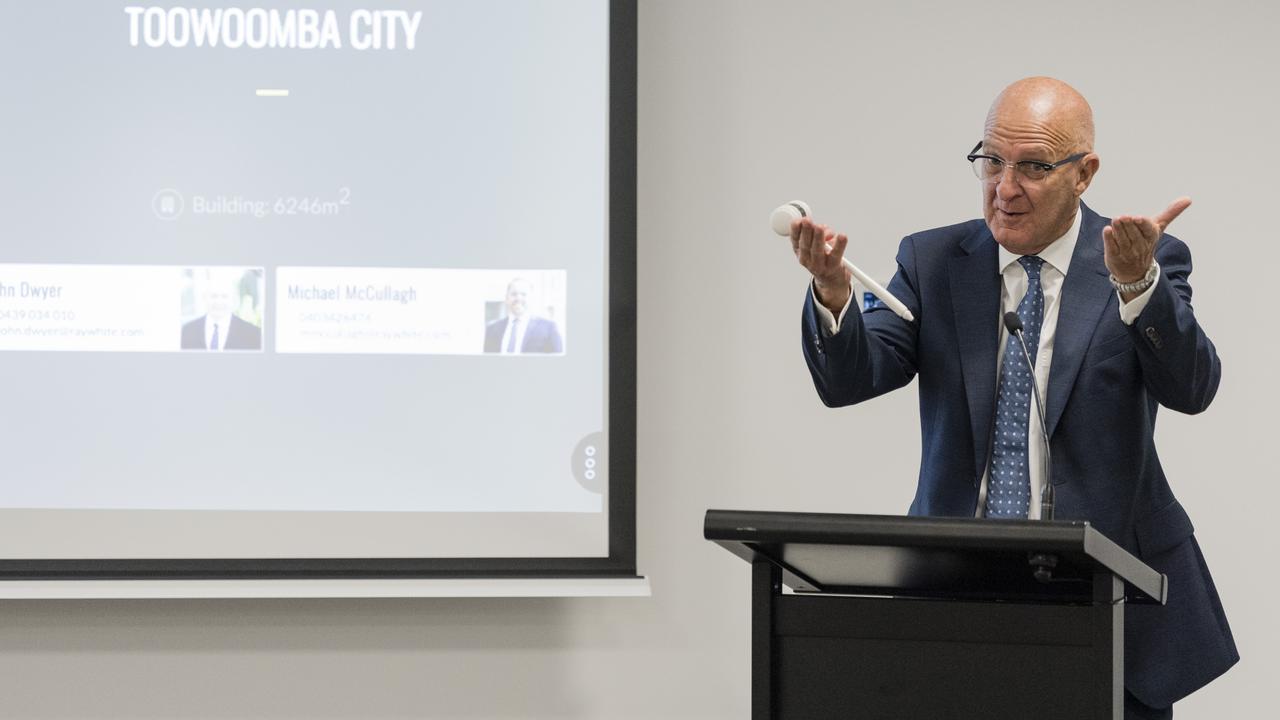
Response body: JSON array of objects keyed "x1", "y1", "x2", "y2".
[
  {"x1": 541, "y1": 318, "x2": 564, "y2": 353},
  {"x1": 1127, "y1": 234, "x2": 1221, "y2": 414},
  {"x1": 801, "y1": 236, "x2": 922, "y2": 407}
]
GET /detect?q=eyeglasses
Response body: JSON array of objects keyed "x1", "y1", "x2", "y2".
[{"x1": 966, "y1": 141, "x2": 1087, "y2": 182}]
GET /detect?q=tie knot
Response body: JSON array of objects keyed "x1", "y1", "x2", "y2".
[{"x1": 1018, "y1": 255, "x2": 1044, "y2": 279}]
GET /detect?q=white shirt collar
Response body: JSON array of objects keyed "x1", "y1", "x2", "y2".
[{"x1": 997, "y1": 208, "x2": 1081, "y2": 276}]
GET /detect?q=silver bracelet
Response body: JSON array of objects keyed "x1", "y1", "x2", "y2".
[{"x1": 1110, "y1": 263, "x2": 1158, "y2": 295}]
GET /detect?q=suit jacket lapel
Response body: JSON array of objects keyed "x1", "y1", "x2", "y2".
[
  {"x1": 1045, "y1": 204, "x2": 1113, "y2": 442},
  {"x1": 950, "y1": 226, "x2": 1001, "y2": 481}
]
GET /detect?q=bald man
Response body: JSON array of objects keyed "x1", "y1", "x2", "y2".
[{"x1": 794, "y1": 77, "x2": 1236, "y2": 718}]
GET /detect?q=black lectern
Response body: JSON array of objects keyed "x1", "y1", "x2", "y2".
[{"x1": 704, "y1": 510, "x2": 1166, "y2": 720}]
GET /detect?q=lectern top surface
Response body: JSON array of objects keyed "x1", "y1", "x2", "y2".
[{"x1": 704, "y1": 510, "x2": 1166, "y2": 604}]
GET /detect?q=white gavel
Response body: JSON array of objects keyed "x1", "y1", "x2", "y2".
[{"x1": 771, "y1": 200, "x2": 915, "y2": 322}]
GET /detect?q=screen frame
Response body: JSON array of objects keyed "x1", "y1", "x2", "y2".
[{"x1": 0, "y1": 0, "x2": 638, "y2": 582}]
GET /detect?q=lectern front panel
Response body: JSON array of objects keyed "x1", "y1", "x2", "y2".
[{"x1": 772, "y1": 592, "x2": 1119, "y2": 719}]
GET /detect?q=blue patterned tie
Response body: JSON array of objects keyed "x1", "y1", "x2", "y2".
[{"x1": 985, "y1": 256, "x2": 1045, "y2": 519}]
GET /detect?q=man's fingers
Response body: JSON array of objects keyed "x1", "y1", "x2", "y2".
[
  {"x1": 795, "y1": 219, "x2": 816, "y2": 268},
  {"x1": 817, "y1": 227, "x2": 836, "y2": 271},
  {"x1": 830, "y1": 234, "x2": 848, "y2": 268},
  {"x1": 1154, "y1": 196, "x2": 1192, "y2": 232},
  {"x1": 1113, "y1": 215, "x2": 1159, "y2": 248},
  {"x1": 1137, "y1": 217, "x2": 1161, "y2": 243},
  {"x1": 1110, "y1": 218, "x2": 1136, "y2": 249},
  {"x1": 788, "y1": 216, "x2": 852, "y2": 286},
  {"x1": 1111, "y1": 215, "x2": 1141, "y2": 243},
  {"x1": 1103, "y1": 224, "x2": 1122, "y2": 263},
  {"x1": 1109, "y1": 195, "x2": 1189, "y2": 248},
  {"x1": 797, "y1": 220, "x2": 837, "y2": 277}
]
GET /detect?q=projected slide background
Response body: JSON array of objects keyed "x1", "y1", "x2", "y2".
[{"x1": 0, "y1": 1, "x2": 610, "y2": 559}]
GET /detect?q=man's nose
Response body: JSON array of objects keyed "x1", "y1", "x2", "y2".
[{"x1": 994, "y1": 168, "x2": 1023, "y2": 202}]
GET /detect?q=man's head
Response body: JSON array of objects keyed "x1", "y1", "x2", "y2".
[
  {"x1": 979, "y1": 77, "x2": 1100, "y2": 255},
  {"x1": 201, "y1": 269, "x2": 242, "y2": 321},
  {"x1": 504, "y1": 278, "x2": 531, "y2": 319}
]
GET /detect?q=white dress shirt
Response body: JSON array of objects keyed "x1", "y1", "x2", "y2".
[
  {"x1": 203, "y1": 313, "x2": 232, "y2": 350},
  {"x1": 812, "y1": 209, "x2": 1160, "y2": 517},
  {"x1": 500, "y1": 316, "x2": 529, "y2": 354}
]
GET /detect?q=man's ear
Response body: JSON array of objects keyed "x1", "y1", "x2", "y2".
[{"x1": 1075, "y1": 153, "x2": 1100, "y2": 197}]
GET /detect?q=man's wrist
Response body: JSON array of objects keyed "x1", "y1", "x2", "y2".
[
  {"x1": 1110, "y1": 262, "x2": 1158, "y2": 296},
  {"x1": 813, "y1": 279, "x2": 851, "y2": 315}
]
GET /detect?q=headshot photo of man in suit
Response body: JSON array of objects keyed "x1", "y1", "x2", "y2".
[
  {"x1": 484, "y1": 277, "x2": 563, "y2": 354},
  {"x1": 791, "y1": 77, "x2": 1236, "y2": 719},
  {"x1": 180, "y1": 268, "x2": 264, "y2": 352}
]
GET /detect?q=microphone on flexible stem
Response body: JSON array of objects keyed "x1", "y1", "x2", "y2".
[
  {"x1": 1005, "y1": 311, "x2": 1059, "y2": 584},
  {"x1": 1003, "y1": 311, "x2": 1054, "y2": 522}
]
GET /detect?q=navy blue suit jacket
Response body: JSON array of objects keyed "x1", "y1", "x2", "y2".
[
  {"x1": 802, "y1": 203, "x2": 1237, "y2": 707},
  {"x1": 180, "y1": 314, "x2": 261, "y2": 351},
  {"x1": 484, "y1": 316, "x2": 563, "y2": 354}
]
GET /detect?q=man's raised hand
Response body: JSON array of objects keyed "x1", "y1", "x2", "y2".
[
  {"x1": 791, "y1": 217, "x2": 852, "y2": 315},
  {"x1": 1104, "y1": 196, "x2": 1191, "y2": 287}
]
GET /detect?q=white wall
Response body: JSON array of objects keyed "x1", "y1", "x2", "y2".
[{"x1": 2, "y1": 1, "x2": 1276, "y2": 717}]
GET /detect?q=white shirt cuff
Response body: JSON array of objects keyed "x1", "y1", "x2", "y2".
[
  {"x1": 811, "y1": 282, "x2": 856, "y2": 335},
  {"x1": 1117, "y1": 262, "x2": 1160, "y2": 326}
]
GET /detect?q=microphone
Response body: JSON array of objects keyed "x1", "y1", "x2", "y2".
[
  {"x1": 769, "y1": 200, "x2": 916, "y2": 322},
  {"x1": 1003, "y1": 311, "x2": 1054, "y2": 521}
]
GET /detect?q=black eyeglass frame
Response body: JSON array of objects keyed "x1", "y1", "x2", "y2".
[{"x1": 966, "y1": 141, "x2": 1088, "y2": 180}]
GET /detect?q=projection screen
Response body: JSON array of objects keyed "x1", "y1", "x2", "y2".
[{"x1": 0, "y1": 0, "x2": 637, "y2": 580}]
